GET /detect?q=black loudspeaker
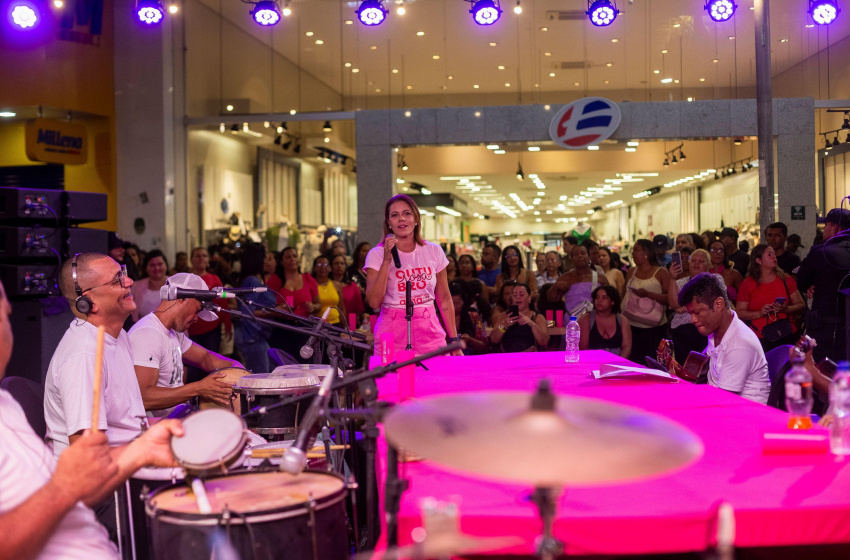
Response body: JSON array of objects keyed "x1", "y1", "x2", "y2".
[{"x1": 6, "y1": 297, "x2": 74, "y2": 384}]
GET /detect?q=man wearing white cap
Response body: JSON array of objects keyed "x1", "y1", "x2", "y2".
[{"x1": 128, "y1": 273, "x2": 243, "y2": 417}]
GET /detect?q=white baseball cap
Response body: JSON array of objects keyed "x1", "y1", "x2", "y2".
[{"x1": 166, "y1": 273, "x2": 218, "y2": 321}]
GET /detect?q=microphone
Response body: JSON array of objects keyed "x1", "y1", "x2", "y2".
[
  {"x1": 299, "y1": 307, "x2": 331, "y2": 360},
  {"x1": 391, "y1": 245, "x2": 402, "y2": 269},
  {"x1": 279, "y1": 369, "x2": 336, "y2": 475},
  {"x1": 160, "y1": 285, "x2": 237, "y2": 301},
  {"x1": 213, "y1": 286, "x2": 267, "y2": 295}
]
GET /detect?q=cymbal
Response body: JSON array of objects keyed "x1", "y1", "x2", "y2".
[{"x1": 384, "y1": 388, "x2": 703, "y2": 487}]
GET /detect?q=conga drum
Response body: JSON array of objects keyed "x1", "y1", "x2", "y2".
[
  {"x1": 198, "y1": 367, "x2": 252, "y2": 415},
  {"x1": 233, "y1": 371, "x2": 321, "y2": 439}
]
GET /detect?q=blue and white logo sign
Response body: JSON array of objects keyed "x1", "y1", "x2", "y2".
[{"x1": 548, "y1": 97, "x2": 621, "y2": 150}]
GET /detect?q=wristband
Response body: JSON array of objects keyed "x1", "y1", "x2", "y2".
[{"x1": 448, "y1": 336, "x2": 461, "y2": 343}]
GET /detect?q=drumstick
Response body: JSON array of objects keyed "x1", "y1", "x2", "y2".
[
  {"x1": 190, "y1": 478, "x2": 213, "y2": 514},
  {"x1": 91, "y1": 326, "x2": 106, "y2": 432}
]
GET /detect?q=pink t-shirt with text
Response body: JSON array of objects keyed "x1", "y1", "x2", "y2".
[{"x1": 364, "y1": 241, "x2": 449, "y2": 310}]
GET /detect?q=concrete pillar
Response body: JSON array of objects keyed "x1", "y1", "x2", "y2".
[
  {"x1": 355, "y1": 112, "x2": 394, "y2": 246},
  {"x1": 113, "y1": 0, "x2": 187, "y2": 258}
]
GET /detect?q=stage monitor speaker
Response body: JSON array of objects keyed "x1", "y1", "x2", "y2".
[
  {"x1": 6, "y1": 297, "x2": 74, "y2": 385},
  {"x1": 0, "y1": 264, "x2": 58, "y2": 298},
  {"x1": 0, "y1": 188, "x2": 108, "y2": 225},
  {"x1": 0, "y1": 227, "x2": 107, "y2": 261}
]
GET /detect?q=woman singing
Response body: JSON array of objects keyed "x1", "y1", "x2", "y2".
[{"x1": 365, "y1": 194, "x2": 461, "y2": 356}]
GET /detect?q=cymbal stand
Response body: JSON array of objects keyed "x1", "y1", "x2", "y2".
[{"x1": 531, "y1": 486, "x2": 563, "y2": 560}]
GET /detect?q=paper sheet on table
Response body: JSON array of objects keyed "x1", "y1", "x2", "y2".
[{"x1": 592, "y1": 362, "x2": 679, "y2": 382}]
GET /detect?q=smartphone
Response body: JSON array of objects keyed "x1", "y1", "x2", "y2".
[
  {"x1": 508, "y1": 305, "x2": 519, "y2": 317},
  {"x1": 670, "y1": 251, "x2": 682, "y2": 270},
  {"x1": 774, "y1": 297, "x2": 787, "y2": 305}
]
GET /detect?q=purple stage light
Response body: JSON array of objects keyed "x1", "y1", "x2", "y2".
[
  {"x1": 809, "y1": 0, "x2": 839, "y2": 24},
  {"x1": 252, "y1": 1, "x2": 280, "y2": 25},
  {"x1": 586, "y1": 0, "x2": 618, "y2": 26},
  {"x1": 136, "y1": 0, "x2": 164, "y2": 24},
  {"x1": 705, "y1": 0, "x2": 736, "y2": 22},
  {"x1": 356, "y1": 0, "x2": 387, "y2": 25},
  {"x1": 10, "y1": 1, "x2": 39, "y2": 29},
  {"x1": 470, "y1": 0, "x2": 501, "y2": 25}
]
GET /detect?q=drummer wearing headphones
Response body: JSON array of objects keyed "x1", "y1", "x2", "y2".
[
  {"x1": 38, "y1": 253, "x2": 183, "y2": 550},
  {"x1": 128, "y1": 273, "x2": 243, "y2": 416}
]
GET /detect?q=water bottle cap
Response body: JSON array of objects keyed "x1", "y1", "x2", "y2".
[{"x1": 569, "y1": 316, "x2": 577, "y2": 321}]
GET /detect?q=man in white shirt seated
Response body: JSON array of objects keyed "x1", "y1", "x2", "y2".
[
  {"x1": 129, "y1": 272, "x2": 243, "y2": 416},
  {"x1": 678, "y1": 272, "x2": 771, "y2": 404},
  {"x1": 0, "y1": 274, "x2": 183, "y2": 560}
]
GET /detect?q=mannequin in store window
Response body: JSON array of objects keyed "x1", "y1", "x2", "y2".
[{"x1": 571, "y1": 221, "x2": 595, "y2": 246}]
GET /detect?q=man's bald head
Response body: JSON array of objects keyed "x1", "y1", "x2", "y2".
[{"x1": 59, "y1": 253, "x2": 113, "y2": 301}]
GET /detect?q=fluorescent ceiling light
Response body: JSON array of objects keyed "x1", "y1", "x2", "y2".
[
  {"x1": 440, "y1": 176, "x2": 482, "y2": 180},
  {"x1": 494, "y1": 150, "x2": 506, "y2": 154},
  {"x1": 486, "y1": 144, "x2": 500, "y2": 149},
  {"x1": 435, "y1": 205, "x2": 462, "y2": 216},
  {"x1": 587, "y1": 145, "x2": 600, "y2": 151},
  {"x1": 420, "y1": 188, "x2": 432, "y2": 195},
  {"x1": 528, "y1": 146, "x2": 541, "y2": 151}
]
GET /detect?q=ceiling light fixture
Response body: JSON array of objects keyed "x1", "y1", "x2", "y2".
[
  {"x1": 809, "y1": 0, "x2": 840, "y2": 24},
  {"x1": 136, "y1": 0, "x2": 164, "y2": 24},
  {"x1": 468, "y1": 0, "x2": 502, "y2": 25},
  {"x1": 586, "y1": 0, "x2": 619, "y2": 26},
  {"x1": 513, "y1": 0, "x2": 521, "y2": 13},
  {"x1": 516, "y1": 161, "x2": 524, "y2": 181},
  {"x1": 322, "y1": 121, "x2": 332, "y2": 132},
  {"x1": 251, "y1": 0, "x2": 281, "y2": 25},
  {"x1": 705, "y1": 0, "x2": 737, "y2": 22},
  {"x1": 356, "y1": 0, "x2": 387, "y2": 25}
]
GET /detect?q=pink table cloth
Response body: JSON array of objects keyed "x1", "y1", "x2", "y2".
[{"x1": 373, "y1": 351, "x2": 850, "y2": 555}]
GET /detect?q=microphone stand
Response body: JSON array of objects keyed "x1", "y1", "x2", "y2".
[{"x1": 405, "y1": 280, "x2": 413, "y2": 352}]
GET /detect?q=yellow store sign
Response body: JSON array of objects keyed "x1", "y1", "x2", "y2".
[{"x1": 25, "y1": 118, "x2": 88, "y2": 165}]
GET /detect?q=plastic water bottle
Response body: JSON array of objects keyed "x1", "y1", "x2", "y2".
[
  {"x1": 785, "y1": 348, "x2": 813, "y2": 429},
  {"x1": 829, "y1": 361, "x2": 850, "y2": 456},
  {"x1": 565, "y1": 316, "x2": 580, "y2": 363}
]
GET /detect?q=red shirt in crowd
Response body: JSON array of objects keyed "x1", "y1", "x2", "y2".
[
  {"x1": 266, "y1": 273, "x2": 319, "y2": 317},
  {"x1": 737, "y1": 275, "x2": 798, "y2": 338}
]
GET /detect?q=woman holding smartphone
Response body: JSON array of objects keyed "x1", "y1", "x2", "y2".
[
  {"x1": 489, "y1": 283, "x2": 549, "y2": 352},
  {"x1": 736, "y1": 244, "x2": 806, "y2": 351},
  {"x1": 365, "y1": 194, "x2": 461, "y2": 357}
]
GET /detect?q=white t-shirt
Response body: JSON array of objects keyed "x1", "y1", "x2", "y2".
[
  {"x1": 364, "y1": 241, "x2": 449, "y2": 310},
  {"x1": 130, "y1": 281, "x2": 163, "y2": 322},
  {"x1": 0, "y1": 390, "x2": 118, "y2": 559},
  {"x1": 128, "y1": 313, "x2": 194, "y2": 417},
  {"x1": 704, "y1": 311, "x2": 771, "y2": 404},
  {"x1": 45, "y1": 321, "x2": 146, "y2": 457}
]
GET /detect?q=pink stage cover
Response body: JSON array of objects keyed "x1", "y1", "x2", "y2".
[{"x1": 373, "y1": 351, "x2": 850, "y2": 555}]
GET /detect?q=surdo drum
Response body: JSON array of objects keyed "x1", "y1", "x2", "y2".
[
  {"x1": 233, "y1": 370, "x2": 324, "y2": 438},
  {"x1": 144, "y1": 470, "x2": 350, "y2": 560}
]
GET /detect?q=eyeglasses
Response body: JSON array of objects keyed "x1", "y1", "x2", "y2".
[
  {"x1": 82, "y1": 265, "x2": 128, "y2": 293},
  {"x1": 709, "y1": 247, "x2": 725, "y2": 253},
  {"x1": 315, "y1": 263, "x2": 330, "y2": 268}
]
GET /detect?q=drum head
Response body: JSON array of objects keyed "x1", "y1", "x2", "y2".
[
  {"x1": 171, "y1": 409, "x2": 247, "y2": 473},
  {"x1": 149, "y1": 471, "x2": 346, "y2": 516},
  {"x1": 234, "y1": 371, "x2": 321, "y2": 390},
  {"x1": 271, "y1": 364, "x2": 336, "y2": 378}
]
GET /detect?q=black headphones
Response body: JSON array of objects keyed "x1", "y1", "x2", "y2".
[{"x1": 72, "y1": 253, "x2": 93, "y2": 315}]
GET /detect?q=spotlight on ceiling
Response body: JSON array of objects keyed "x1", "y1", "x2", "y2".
[
  {"x1": 252, "y1": 0, "x2": 280, "y2": 25},
  {"x1": 513, "y1": 0, "x2": 521, "y2": 14},
  {"x1": 293, "y1": 144, "x2": 301, "y2": 154},
  {"x1": 833, "y1": 135, "x2": 842, "y2": 147},
  {"x1": 843, "y1": 112, "x2": 850, "y2": 129},
  {"x1": 469, "y1": 0, "x2": 502, "y2": 25},
  {"x1": 663, "y1": 158, "x2": 669, "y2": 167},
  {"x1": 586, "y1": 0, "x2": 619, "y2": 26},
  {"x1": 809, "y1": 0, "x2": 839, "y2": 24},
  {"x1": 274, "y1": 135, "x2": 282, "y2": 145},
  {"x1": 714, "y1": 172, "x2": 720, "y2": 180},
  {"x1": 671, "y1": 154, "x2": 678, "y2": 164},
  {"x1": 136, "y1": 0, "x2": 164, "y2": 24},
  {"x1": 516, "y1": 162, "x2": 524, "y2": 181},
  {"x1": 322, "y1": 121, "x2": 332, "y2": 132},
  {"x1": 402, "y1": 157, "x2": 409, "y2": 171},
  {"x1": 282, "y1": 139, "x2": 292, "y2": 150},
  {"x1": 705, "y1": 0, "x2": 736, "y2": 22},
  {"x1": 10, "y1": 1, "x2": 40, "y2": 28},
  {"x1": 356, "y1": 0, "x2": 387, "y2": 25},
  {"x1": 679, "y1": 149, "x2": 687, "y2": 161}
]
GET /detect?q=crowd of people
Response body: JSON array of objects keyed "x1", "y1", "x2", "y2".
[{"x1": 104, "y1": 206, "x2": 847, "y2": 381}]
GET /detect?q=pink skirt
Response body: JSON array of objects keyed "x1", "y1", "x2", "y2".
[{"x1": 374, "y1": 306, "x2": 447, "y2": 357}]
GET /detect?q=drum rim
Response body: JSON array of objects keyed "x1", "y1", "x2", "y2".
[
  {"x1": 171, "y1": 410, "x2": 249, "y2": 473},
  {"x1": 144, "y1": 469, "x2": 347, "y2": 524},
  {"x1": 233, "y1": 385, "x2": 319, "y2": 396}
]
